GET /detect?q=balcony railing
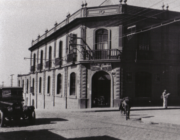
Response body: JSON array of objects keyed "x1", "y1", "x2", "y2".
[
  {"x1": 37, "y1": 63, "x2": 42, "y2": 71},
  {"x1": 67, "y1": 53, "x2": 77, "y2": 63},
  {"x1": 82, "y1": 49, "x2": 121, "y2": 60},
  {"x1": 30, "y1": 66, "x2": 35, "y2": 72},
  {"x1": 55, "y1": 58, "x2": 62, "y2": 66},
  {"x1": 45, "y1": 60, "x2": 51, "y2": 69}
]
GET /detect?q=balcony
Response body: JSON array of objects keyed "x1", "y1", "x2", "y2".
[
  {"x1": 82, "y1": 49, "x2": 121, "y2": 60},
  {"x1": 30, "y1": 66, "x2": 35, "y2": 73},
  {"x1": 37, "y1": 63, "x2": 42, "y2": 71},
  {"x1": 67, "y1": 53, "x2": 77, "y2": 63},
  {"x1": 45, "y1": 60, "x2": 51, "y2": 69},
  {"x1": 55, "y1": 58, "x2": 62, "y2": 66}
]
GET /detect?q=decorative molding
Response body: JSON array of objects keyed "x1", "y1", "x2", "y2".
[
  {"x1": 80, "y1": 65, "x2": 87, "y2": 99},
  {"x1": 116, "y1": 68, "x2": 120, "y2": 99}
]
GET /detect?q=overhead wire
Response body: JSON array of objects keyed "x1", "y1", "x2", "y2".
[
  {"x1": 84, "y1": 0, "x2": 180, "y2": 47},
  {"x1": 27, "y1": 1, "x2": 180, "y2": 62},
  {"x1": 124, "y1": 0, "x2": 178, "y2": 28}
]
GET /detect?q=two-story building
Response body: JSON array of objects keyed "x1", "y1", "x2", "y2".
[{"x1": 18, "y1": 0, "x2": 180, "y2": 109}]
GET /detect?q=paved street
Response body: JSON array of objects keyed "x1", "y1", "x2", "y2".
[{"x1": 1, "y1": 107, "x2": 180, "y2": 140}]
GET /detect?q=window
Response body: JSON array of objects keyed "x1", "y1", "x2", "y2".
[
  {"x1": 47, "y1": 76, "x2": 51, "y2": 94},
  {"x1": 59, "y1": 41, "x2": 62, "y2": 65},
  {"x1": 138, "y1": 32, "x2": 150, "y2": 51},
  {"x1": 32, "y1": 78, "x2": 34, "y2": 93},
  {"x1": 22, "y1": 80, "x2": 24, "y2": 91},
  {"x1": 26, "y1": 79, "x2": 28, "y2": 93},
  {"x1": 49, "y1": 47, "x2": 52, "y2": 68},
  {"x1": 18, "y1": 80, "x2": 20, "y2": 87},
  {"x1": 57, "y1": 74, "x2": 62, "y2": 95},
  {"x1": 59, "y1": 41, "x2": 63, "y2": 58},
  {"x1": 40, "y1": 50, "x2": 43, "y2": 70},
  {"x1": 39, "y1": 77, "x2": 42, "y2": 93},
  {"x1": 70, "y1": 73, "x2": 76, "y2": 95},
  {"x1": 33, "y1": 54, "x2": 36, "y2": 71},
  {"x1": 95, "y1": 29, "x2": 108, "y2": 50},
  {"x1": 69, "y1": 34, "x2": 77, "y2": 54}
]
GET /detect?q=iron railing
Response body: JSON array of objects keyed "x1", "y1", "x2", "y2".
[
  {"x1": 67, "y1": 53, "x2": 77, "y2": 63},
  {"x1": 82, "y1": 49, "x2": 121, "y2": 60}
]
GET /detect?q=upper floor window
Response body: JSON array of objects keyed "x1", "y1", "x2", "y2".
[
  {"x1": 40, "y1": 50, "x2": 43, "y2": 70},
  {"x1": 39, "y1": 77, "x2": 42, "y2": 93},
  {"x1": 59, "y1": 41, "x2": 63, "y2": 58},
  {"x1": 33, "y1": 54, "x2": 36, "y2": 71},
  {"x1": 70, "y1": 72, "x2": 76, "y2": 96},
  {"x1": 18, "y1": 80, "x2": 20, "y2": 87},
  {"x1": 22, "y1": 80, "x2": 24, "y2": 89},
  {"x1": 32, "y1": 78, "x2": 34, "y2": 93},
  {"x1": 138, "y1": 32, "x2": 150, "y2": 51},
  {"x1": 57, "y1": 74, "x2": 62, "y2": 95},
  {"x1": 26, "y1": 79, "x2": 28, "y2": 93},
  {"x1": 47, "y1": 76, "x2": 51, "y2": 94},
  {"x1": 59, "y1": 41, "x2": 63, "y2": 66},
  {"x1": 95, "y1": 29, "x2": 108, "y2": 50},
  {"x1": 49, "y1": 47, "x2": 52, "y2": 68},
  {"x1": 69, "y1": 34, "x2": 77, "y2": 54}
]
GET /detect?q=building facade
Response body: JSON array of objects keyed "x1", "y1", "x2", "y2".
[{"x1": 18, "y1": 0, "x2": 180, "y2": 109}]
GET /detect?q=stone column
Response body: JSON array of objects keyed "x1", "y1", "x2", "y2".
[
  {"x1": 36, "y1": 73, "x2": 38, "y2": 108},
  {"x1": 52, "y1": 70, "x2": 56, "y2": 106},
  {"x1": 43, "y1": 71, "x2": 46, "y2": 109},
  {"x1": 78, "y1": 64, "x2": 87, "y2": 108}
]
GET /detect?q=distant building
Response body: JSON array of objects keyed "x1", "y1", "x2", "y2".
[{"x1": 18, "y1": 0, "x2": 180, "y2": 109}]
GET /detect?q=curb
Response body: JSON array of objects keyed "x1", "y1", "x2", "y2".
[{"x1": 141, "y1": 117, "x2": 180, "y2": 128}]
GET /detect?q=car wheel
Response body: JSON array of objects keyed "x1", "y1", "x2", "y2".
[{"x1": 0, "y1": 110, "x2": 5, "y2": 127}]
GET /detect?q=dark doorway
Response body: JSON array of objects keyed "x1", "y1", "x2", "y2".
[
  {"x1": 135, "y1": 72, "x2": 152, "y2": 97},
  {"x1": 92, "y1": 71, "x2": 111, "y2": 107}
]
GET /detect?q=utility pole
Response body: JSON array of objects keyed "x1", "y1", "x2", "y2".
[{"x1": 10, "y1": 74, "x2": 14, "y2": 87}]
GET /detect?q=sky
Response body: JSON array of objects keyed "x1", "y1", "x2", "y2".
[{"x1": 0, "y1": 0, "x2": 180, "y2": 87}]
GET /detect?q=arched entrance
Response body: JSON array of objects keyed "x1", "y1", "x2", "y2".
[{"x1": 92, "y1": 71, "x2": 111, "y2": 107}]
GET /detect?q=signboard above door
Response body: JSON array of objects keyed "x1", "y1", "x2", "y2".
[{"x1": 90, "y1": 63, "x2": 112, "y2": 71}]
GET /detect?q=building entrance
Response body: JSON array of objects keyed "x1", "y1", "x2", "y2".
[
  {"x1": 92, "y1": 71, "x2": 111, "y2": 107},
  {"x1": 135, "y1": 72, "x2": 152, "y2": 97}
]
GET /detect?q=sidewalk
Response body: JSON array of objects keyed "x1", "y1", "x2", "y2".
[{"x1": 36, "y1": 106, "x2": 180, "y2": 126}]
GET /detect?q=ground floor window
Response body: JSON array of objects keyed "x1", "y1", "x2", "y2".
[
  {"x1": 57, "y1": 74, "x2": 62, "y2": 95},
  {"x1": 70, "y1": 73, "x2": 76, "y2": 95},
  {"x1": 39, "y1": 77, "x2": 42, "y2": 93},
  {"x1": 47, "y1": 76, "x2": 51, "y2": 94}
]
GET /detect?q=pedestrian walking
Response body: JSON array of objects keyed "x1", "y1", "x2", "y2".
[{"x1": 162, "y1": 89, "x2": 170, "y2": 109}]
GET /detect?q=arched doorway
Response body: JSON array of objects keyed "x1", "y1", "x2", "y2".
[
  {"x1": 135, "y1": 72, "x2": 152, "y2": 97},
  {"x1": 92, "y1": 71, "x2": 111, "y2": 107}
]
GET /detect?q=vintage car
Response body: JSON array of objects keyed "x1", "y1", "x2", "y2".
[{"x1": 0, "y1": 87, "x2": 35, "y2": 127}]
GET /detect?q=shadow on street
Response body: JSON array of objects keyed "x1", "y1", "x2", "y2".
[
  {"x1": 4, "y1": 118, "x2": 68, "y2": 127},
  {"x1": 0, "y1": 130, "x2": 120, "y2": 140}
]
